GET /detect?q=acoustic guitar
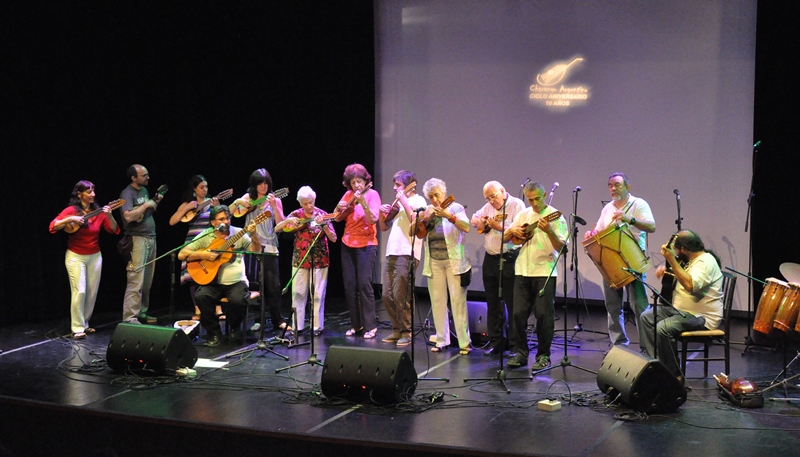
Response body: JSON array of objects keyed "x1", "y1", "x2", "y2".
[
  {"x1": 186, "y1": 211, "x2": 270, "y2": 285},
  {"x1": 231, "y1": 187, "x2": 289, "y2": 218},
  {"x1": 63, "y1": 199, "x2": 125, "y2": 233},
  {"x1": 413, "y1": 195, "x2": 455, "y2": 239},
  {"x1": 509, "y1": 211, "x2": 562, "y2": 245},
  {"x1": 382, "y1": 182, "x2": 416, "y2": 223},
  {"x1": 180, "y1": 189, "x2": 234, "y2": 223},
  {"x1": 658, "y1": 233, "x2": 682, "y2": 305},
  {"x1": 477, "y1": 213, "x2": 508, "y2": 235}
]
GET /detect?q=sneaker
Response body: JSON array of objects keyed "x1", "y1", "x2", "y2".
[
  {"x1": 396, "y1": 335, "x2": 412, "y2": 347},
  {"x1": 506, "y1": 355, "x2": 528, "y2": 368},
  {"x1": 532, "y1": 355, "x2": 551, "y2": 371},
  {"x1": 382, "y1": 332, "x2": 402, "y2": 343},
  {"x1": 250, "y1": 322, "x2": 261, "y2": 332}
]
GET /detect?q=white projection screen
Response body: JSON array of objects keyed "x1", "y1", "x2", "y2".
[{"x1": 375, "y1": 0, "x2": 756, "y2": 312}]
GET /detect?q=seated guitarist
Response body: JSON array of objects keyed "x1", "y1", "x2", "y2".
[
  {"x1": 179, "y1": 205, "x2": 251, "y2": 347},
  {"x1": 503, "y1": 181, "x2": 568, "y2": 373}
]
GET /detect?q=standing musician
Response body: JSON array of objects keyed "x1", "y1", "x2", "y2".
[
  {"x1": 275, "y1": 186, "x2": 337, "y2": 335},
  {"x1": 50, "y1": 180, "x2": 120, "y2": 339},
  {"x1": 583, "y1": 172, "x2": 655, "y2": 351},
  {"x1": 178, "y1": 205, "x2": 251, "y2": 347},
  {"x1": 470, "y1": 181, "x2": 526, "y2": 357},
  {"x1": 119, "y1": 164, "x2": 163, "y2": 325},
  {"x1": 169, "y1": 174, "x2": 221, "y2": 321},
  {"x1": 503, "y1": 181, "x2": 568, "y2": 371},
  {"x1": 334, "y1": 163, "x2": 382, "y2": 339},
  {"x1": 378, "y1": 170, "x2": 426, "y2": 347},
  {"x1": 641, "y1": 230, "x2": 723, "y2": 381},
  {"x1": 417, "y1": 178, "x2": 472, "y2": 355},
  {"x1": 231, "y1": 168, "x2": 289, "y2": 334}
]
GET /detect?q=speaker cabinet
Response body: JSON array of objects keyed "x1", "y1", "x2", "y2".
[
  {"x1": 321, "y1": 346, "x2": 418, "y2": 405},
  {"x1": 597, "y1": 346, "x2": 686, "y2": 413},
  {"x1": 107, "y1": 323, "x2": 198, "y2": 374}
]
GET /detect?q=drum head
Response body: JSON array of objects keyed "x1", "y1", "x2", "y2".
[{"x1": 780, "y1": 262, "x2": 800, "y2": 283}]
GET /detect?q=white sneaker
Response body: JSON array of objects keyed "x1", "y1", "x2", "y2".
[{"x1": 249, "y1": 322, "x2": 261, "y2": 332}]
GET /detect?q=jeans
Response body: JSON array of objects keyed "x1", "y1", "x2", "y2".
[{"x1": 640, "y1": 305, "x2": 707, "y2": 376}]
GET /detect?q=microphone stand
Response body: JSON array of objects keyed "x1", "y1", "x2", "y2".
[
  {"x1": 276, "y1": 227, "x2": 327, "y2": 372},
  {"x1": 410, "y1": 207, "x2": 448, "y2": 383},
  {"x1": 742, "y1": 141, "x2": 759, "y2": 353},
  {"x1": 533, "y1": 222, "x2": 596, "y2": 377},
  {"x1": 464, "y1": 196, "x2": 526, "y2": 391},
  {"x1": 624, "y1": 268, "x2": 672, "y2": 359},
  {"x1": 227, "y1": 250, "x2": 289, "y2": 361},
  {"x1": 568, "y1": 189, "x2": 603, "y2": 339}
]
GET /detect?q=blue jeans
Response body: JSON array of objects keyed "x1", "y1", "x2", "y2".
[
  {"x1": 602, "y1": 279, "x2": 650, "y2": 349},
  {"x1": 341, "y1": 245, "x2": 378, "y2": 331},
  {"x1": 640, "y1": 305, "x2": 706, "y2": 376}
]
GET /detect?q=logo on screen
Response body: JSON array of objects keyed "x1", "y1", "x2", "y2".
[{"x1": 529, "y1": 55, "x2": 589, "y2": 111}]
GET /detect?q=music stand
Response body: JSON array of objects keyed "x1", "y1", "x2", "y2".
[
  {"x1": 277, "y1": 227, "x2": 327, "y2": 372},
  {"x1": 227, "y1": 251, "x2": 289, "y2": 361}
]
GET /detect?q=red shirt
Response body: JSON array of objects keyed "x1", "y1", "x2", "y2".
[{"x1": 50, "y1": 206, "x2": 120, "y2": 255}]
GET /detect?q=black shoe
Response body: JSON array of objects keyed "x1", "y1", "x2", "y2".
[
  {"x1": 228, "y1": 328, "x2": 242, "y2": 342},
  {"x1": 506, "y1": 355, "x2": 528, "y2": 368},
  {"x1": 138, "y1": 314, "x2": 158, "y2": 324},
  {"x1": 204, "y1": 335, "x2": 222, "y2": 347},
  {"x1": 483, "y1": 347, "x2": 501, "y2": 357}
]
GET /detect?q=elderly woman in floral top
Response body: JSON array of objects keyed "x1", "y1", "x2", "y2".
[{"x1": 276, "y1": 186, "x2": 337, "y2": 335}]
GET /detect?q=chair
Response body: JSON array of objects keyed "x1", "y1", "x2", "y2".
[
  {"x1": 220, "y1": 291, "x2": 261, "y2": 342},
  {"x1": 678, "y1": 271, "x2": 737, "y2": 378}
]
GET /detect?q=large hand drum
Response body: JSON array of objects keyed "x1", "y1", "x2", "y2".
[
  {"x1": 773, "y1": 282, "x2": 800, "y2": 333},
  {"x1": 753, "y1": 278, "x2": 788, "y2": 334},
  {"x1": 582, "y1": 223, "x2": 652, "y2": 289}
]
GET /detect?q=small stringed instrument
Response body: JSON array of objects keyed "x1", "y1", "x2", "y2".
[
  {"x1": 477, "y1": 213, "x2": 508, "y2": 235},
  {"x1": 186, "y1": 211, "x2": 270, "y2": 285},
  {"x1": 64, "y1": 199, "x2": 125, "y2": 233},
  {"x1": 413, "y1": 195, "x2": 455, "y2": 239},
  {"x1": 286, "y1": 213, "x2": 336, "y2": 231},
  {"x1": 231, "y1": 187, "x2": 289, "y2": 218},
  {"x1": 383, "y1": 182, "x2": 417, "y2": 223},
  {"x1": 180, "y1": 189, "x2": 234, "y2": 223},
  {"x1": 335, "y1": 182, "x2": 373, "y2": 215},
  {"x1": 510, "y1": 211, "x2": 562, "y2": 245},
  {"x1": 659, "y1": 233, "x2": 682, "y2": 305}
]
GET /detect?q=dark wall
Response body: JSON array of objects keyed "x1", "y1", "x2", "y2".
[{"x1": 2, "y1": 2, "x2": 375, "y2": 325}]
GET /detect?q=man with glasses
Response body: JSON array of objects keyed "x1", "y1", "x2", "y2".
[
  {"x1": 471, "y1": 181, "x2": 526, "y2": 356},
  {"x1": 179, "y1": 205, "x2": 252, "y2": 347},
  {"x1": 584, "y1": 172, "x2": 656, "y2": 352}
]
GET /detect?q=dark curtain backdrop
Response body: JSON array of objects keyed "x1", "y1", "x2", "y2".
[{"x1": 1, "y1": 2, "x2": 797, "y2": 326}]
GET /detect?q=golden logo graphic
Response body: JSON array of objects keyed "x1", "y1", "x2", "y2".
[
  {"x1": 537, "y1": 57, "x2": 583, "y2": 86},
  {"x1": 529, "y1": 55, "x2": 590, "y2": 111}
]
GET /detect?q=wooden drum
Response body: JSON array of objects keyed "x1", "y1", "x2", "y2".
[
  {"x1": 582, "y1": 223, "x2": 652, "y2": 290},
  {"x1": 774, "y1": 282, "x2": 800, "y2": 333},
  {"x1": 753, "y1": 278, "x2": 788, "y2": 334}
]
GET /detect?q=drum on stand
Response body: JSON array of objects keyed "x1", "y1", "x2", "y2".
[
  {"x1": 774, "y1": 282, "x2": 800, "y2": 333},
  {"x1": 753, "y1": 277, "x2": 788, "y2": 334},
  {"x1": 582, "y1": 223, "x2": 652, "y2": 290}
]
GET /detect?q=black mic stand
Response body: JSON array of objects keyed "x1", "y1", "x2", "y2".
[
  {"x1": 532, "y1": 220, "x2": 596, "y2": 378},
  {"x1": 568, "y1": 190, "x2": 603, "y2": 340},
  {"x1": 464, "y1": 195, "x2": 526, "y2": 391},
  {"x1": 409, "y1": 207, "x2": 449, "y2": 383},
  {"x1": 227, "y1": 251, "x2": 289, "y2": 361},
  {"x1": 742, "y1": 141, "x2": 760, "y2": 354},
  {"x1": 277, "y1": 227, "x2": 327, "y2": 372}
]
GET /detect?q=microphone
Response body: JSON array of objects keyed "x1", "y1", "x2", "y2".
[
  {"x1": 572, "y1": 215, "x2": 587, "y2": 226},
  {"x1": 573, "y1": 186, "x2": 581, "y2": 192},
  {"x1": 674, "y1": 189, "x2": 680, "y2": 199},
  {"x1": 753, "y1": 140, "x2": 761, "y2": 148},
  {"x1": 214, "y1": 223, "x2": 228, "y2": 232},
  {"x1": 520, "y1": 178, "x2": 531, "y2": 188},
  {"x1": 621, "y1": 267, "x2": 642, "y2": 276},
  {"x1": 549, "y1": 182, "x2": 559, "y2": 193},
  {"x1": 414, "y1": 207, "x2": 426, "y2": 212}
]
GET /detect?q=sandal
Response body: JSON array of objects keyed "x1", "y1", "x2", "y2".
[
  {"x1": 459, "y1": 347, "x2": 471, "y2": 355},
  {"x1": 73, "y1": 332, "x2": 86, "y2": 339},
  {"x1": 216, "y1": 313, "x2": 226, "y2": 321},
  {"x1": 345, "y1": 327, "x2": 363, "y2": 337},
  {"x1": 278, "y1": 322, "x2": 292, "y2": 332},
  {"x1": 363, "y1": 328, "x2": 377, "y2": 339},
  {"x1": 431, "y1": 346, "x2": 444, "y2": 353},
  {"x1": 85, "y1": 328, "x2": 96, "y2": 334}
]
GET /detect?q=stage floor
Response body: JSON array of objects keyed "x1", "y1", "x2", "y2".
[{"x1": 2, "y1": 298, "x2": 800, "y2": 457}]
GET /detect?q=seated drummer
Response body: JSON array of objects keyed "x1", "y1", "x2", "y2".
[
  {"x1": 640, "y1": 230, "x2": 723, "y2": 382},
  {"x1": 583, "y1": 172, "x2": 655, "y2": 352}
]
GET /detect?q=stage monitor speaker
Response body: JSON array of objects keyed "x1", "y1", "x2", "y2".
[
  {"x1": 321, "y1": 345, "x2": 418, "y2": 405},
  {"x1": 107, "y1": 323, "x2": 198, "y2": 375},
  {"x1": 596, "y1": 346, "x2": 686, "y2": 413}
]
